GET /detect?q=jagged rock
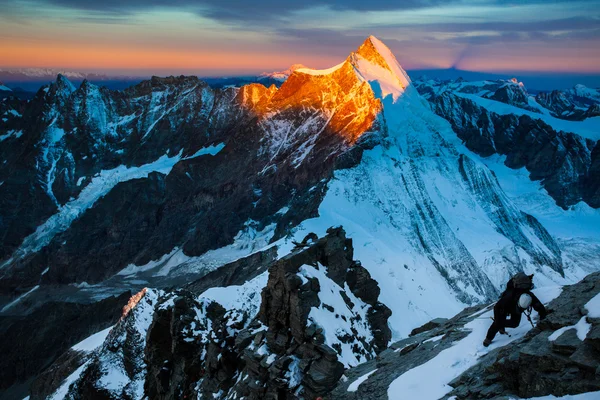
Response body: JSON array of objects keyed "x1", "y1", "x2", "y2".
[
  {"x1": 39, "y1": 228, "x2": 391, "y2": 400},
  {"x1": 346, "y1": 262, "x2": 380, "y2": 305},
  {"x1": 410, "y1": 317, "x2": 449, "y2": 336}
]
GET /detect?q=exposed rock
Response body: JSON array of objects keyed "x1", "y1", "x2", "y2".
[
  {"x1": 425, "y1": 90, "x2": 599, "y2": 209},
  {"x1": 44, "y1": 228, "x2": 391, "y2": 400},
  {"x1": 0, "y1": 291, "x2": 131, "y2": 399},
  {"x1": 445, "y1": 271, "x2": 600, "y2": 399},
  {"x1": 329, "y1": 272, "x2": 600, "y2": 400},
  {"x1": 410, "y1": 317, "x2": 449, "y2": 336},
  {"x1": 185, "y1": 246, "x2": 278, "y2": 295}
]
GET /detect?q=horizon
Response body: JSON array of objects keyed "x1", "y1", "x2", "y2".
[
  {"x1": 2, "y1": 1, "x2": 600, "y2": 81},
  {"x1": 2, "y1": 63, "x2": 600, "y2": 92}
]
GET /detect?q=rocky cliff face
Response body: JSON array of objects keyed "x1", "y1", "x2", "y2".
[
  {"x1": 418, "y1": 84, "x2": 600, "y2": 209},
  {"x1": 36, "y1": 228, "x2": 391, "y2": 400}
]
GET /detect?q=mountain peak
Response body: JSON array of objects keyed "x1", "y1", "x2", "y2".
[
  {"x1": 55, "y1": 73, "x2": 77, "y2": 94},
  {"x1": 259, "y1": 63, "x2": 308, "y2": 82},
  {"x1": 350, "y1": 36, "x2": 412, "y2": 101}
]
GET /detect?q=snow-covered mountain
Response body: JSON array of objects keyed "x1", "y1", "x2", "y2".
[
  {"x1": 1, "y1": 36, "x2": 600, "y2": 399},
  {"x1": 0, "y1": 68, "x2": 114, "y2": 81},
  {"x1": 258, "y1": 64, "x2": 308, "y2": 83},
  {"x1": 415, "y1": 76, "x2": 600, "y2": 123}
]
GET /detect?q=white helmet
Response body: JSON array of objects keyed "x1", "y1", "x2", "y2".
[{"x1": 519, "y1": 293, "x2": 532, "y2": 309}]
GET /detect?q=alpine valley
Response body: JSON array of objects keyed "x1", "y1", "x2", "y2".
[{"x1": 1, "y1": 37, "x2": 599, "y2": 400}]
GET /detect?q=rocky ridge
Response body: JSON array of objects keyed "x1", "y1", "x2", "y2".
[
  {"x1": 330, "y1": 271, "x2": 600, "y2": 400},
  {"x1": 415, "y1": 79, "x2": 600, "y2": 209},
  {"x1": 35, "y1": 228, "x2": 391, "y2": 400}
]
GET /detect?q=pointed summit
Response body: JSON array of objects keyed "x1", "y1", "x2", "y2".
[
  {"x1": 349, "y1": 36, "x2": 412, "y2": 101},
  {"x1": 54, "y1": 73, "x2": 77, "y2": 95},
  {"x1": 355, "y1": 36, "x2": 393, "y2": 71}
]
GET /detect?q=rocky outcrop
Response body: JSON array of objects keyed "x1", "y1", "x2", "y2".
[
  {"x1": 329, "y1": 271, "x2": 600, "y2": 400},
  {"x1": 535, "y1": 85, "x2": 600, "y2": 121},
  {"x1": 43, "y1": 228, "x2": 391, "y2": 400},
  {"x1": 446, "y1": 271, "x2": 600, "y2": 399},
  {"x1": 486, "y1": 80, "x2": 539, "y2": 113}
]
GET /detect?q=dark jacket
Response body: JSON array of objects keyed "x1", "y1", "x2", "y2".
[
  {"x1": 486, "y1": 288, "x2": 547, "y2": 341},
  {"x1": 495, "y1": 288, "x2": 546, "y2": 324}
]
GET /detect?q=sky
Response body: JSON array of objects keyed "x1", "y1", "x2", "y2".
[{"x1": 1, "y1": 0, "x2": 600, "y2": 81}]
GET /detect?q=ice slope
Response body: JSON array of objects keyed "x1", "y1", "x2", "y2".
[
  {"x1": 275, "y1": 37, "x2": 589, "y2": 339},
  {"x1": 72, "y1": 326, "x2": 114, "y2": 352}
]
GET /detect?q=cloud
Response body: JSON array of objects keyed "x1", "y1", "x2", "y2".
[
  {"x1": 5, "y1": 0, "x2": 599, "y2": 22},
  {"x1": 3, "y1": 0, "x2": 456, "y2": 22}
]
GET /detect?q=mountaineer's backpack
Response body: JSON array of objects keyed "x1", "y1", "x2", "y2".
[{"x1": 506, "y1": 272, "x2": 534, "y2": 291}]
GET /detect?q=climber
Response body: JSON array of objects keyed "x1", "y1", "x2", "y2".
[{"x1": 483, "y1": 272, "x2": 547, "y2": 347}]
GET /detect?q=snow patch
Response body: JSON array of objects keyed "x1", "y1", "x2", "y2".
[
  {"x1": 72, "y1": 326, "x2": 114, "y2": 352},
  {"x1": 295, "y1": 62, "x2": 345, "y2": 76},
  {"x1": 117, "y1": 220, "x2": 275, "y2": 278},
  {"x1": 347, "y1": 369, "x2": 377, "y2": 392},
  {"x1": 585, "y1": 293, "x2": 600, "y2": 318},
  {"x1": 424, "y1": 334, "x2": 445, "y2": 343},
  {"x1": 48, "y1": 360, "x2": 91, "y2": 400},
  {"x1": 548, "y1": 316, "x2": 591, "y2": 342},
  {"x1": 1, "y1": 285, "x2": 40, "y2": 312},
  {"x1": 0, "y1": 129, "x2": 23, "y2": 141}
]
